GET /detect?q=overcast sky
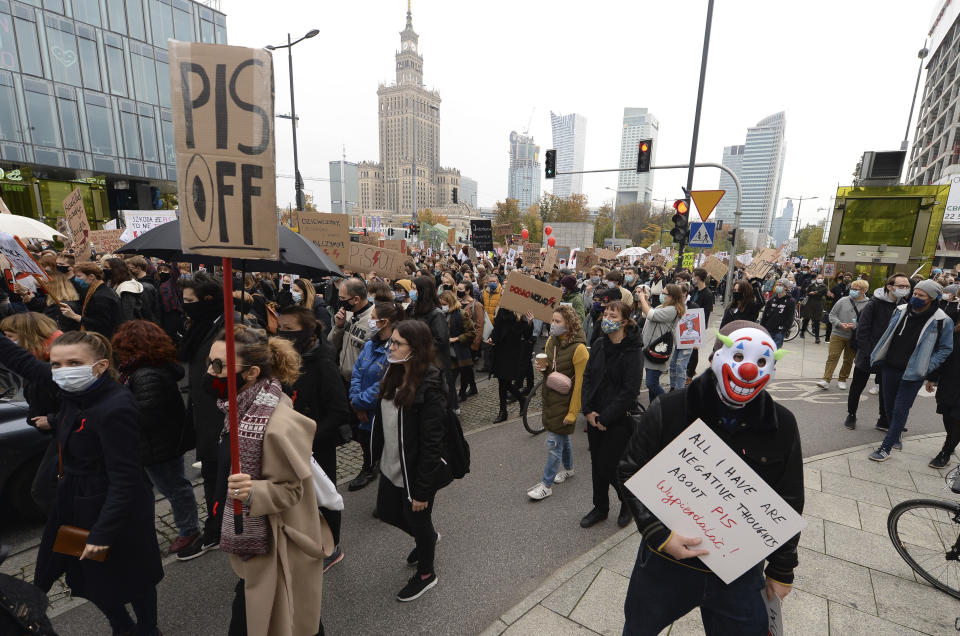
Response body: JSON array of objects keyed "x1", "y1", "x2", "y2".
[{"x1": 223, "y1": 0, "x2": 935, "y2": 228}]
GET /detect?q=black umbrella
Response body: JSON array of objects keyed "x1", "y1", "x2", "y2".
[{"x1": 116, "y1": 219, "x2": 342, "y2": 277}]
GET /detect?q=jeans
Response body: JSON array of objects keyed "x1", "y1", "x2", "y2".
[
  {"x1": 645, "y1": 368, "x2": 664, "y2": 403},
  {"x1": 91, "y1": 587, "x2": 158, "y2": 636},
  {"x1": 772, "y1": 331, "x2": 784, "y2": 349},
  {"x1": 822, "y1": 336, "x2": 855, "y2": 382},
  {"x1": 622, "y1": 543, "x2": 766, "y2": 636},
  {"x1": 376, "y1": 476, "x2": 437, "y2": 576},
  {"x1": 587, "y1": 425, "x2": 632, "y2": 512},
  {"x1": 669, "y1": 349, "x2": 693, "y2": 391},
  {"x1": 879, "y1": 365, "x2": 924, "y2": 453},
  {"x1": 145, "y1": 456, "x2": 200, "y2": 538},
  {"x1": 542, "y1": 432, "x2": 573, "y2": 487}
]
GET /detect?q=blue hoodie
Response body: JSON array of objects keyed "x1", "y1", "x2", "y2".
[{"x1": 350, "y1": 336, "x2": 390, "y2": 430}]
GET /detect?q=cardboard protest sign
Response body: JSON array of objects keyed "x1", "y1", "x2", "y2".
[
  {"x1": 575, "y1": 248, "x2": 596, "y2": 272},
  {"x1": 498, "y1": 270, "x2": 561, "y2": 322},
  {"x1": 298, "y1": 212, "x2": 349, "y2": 266},
  {"x1": 542, "y1": 247, "x2": 558, "y2": 271},
  {"x1": 0, "y1": 197, "x2": 10, "y2": 214},
  {"x1": 523, "y1": 243, "x2": 541, "y2": 263},
  {"x1": 359, "y1": 233, "x2": 380, "y2": 246},
  {"x1": 470, "y1": 219, "x2": 493, "y2": 251},
  {"x1": 89, "y1": 229, "x2": 126, "y2": 254},
  {"x1": 0, "y1": 232, "x2": 47, "y2": 279},
  {"x1": 347, "y1": 243, "x2": 407, "y2": 279},
  {"x1": 744, "y1": 259, "x2": 775, "y2": 280},
  {"x1": 382, "y1": 239, "x2": 404, "y2": 253},
  {"x1": 595, "y1": 248, "x2": 618, "y2": 262},
  {"x1": 447, "y1": 228, "x2": 456, "y2": 245},
  {"x1": 169, "y1": 41, "x2": 277, "y2": 259},
  {"x1": 55, "y1": 217, "x2": 71, "y2": 242},
  {"x1": 822, "y1": 262, "x2": 836, "y2": 278},
  {"x1": 624, "y1": 420, "x2": 806, "y2": 583},
  {"x1": 63, "y1": 188, "x2": 90, "y2": 251},
  {"x1": 119, "y1": 210, "x2": 178, "y2": 242},
  {"x1": 675, "y1": 308, "x2": 705, "y2": 350},
  {"x1": 702, "y1": 256, "x2": 728, "y2": 283},
  {"x1": 495, "y1": 223, "x2": 512, "y2": 237}
]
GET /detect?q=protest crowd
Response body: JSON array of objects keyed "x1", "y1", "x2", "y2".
[{"x1": 0, "y1": 232, "x2": 958, "y2": 636}]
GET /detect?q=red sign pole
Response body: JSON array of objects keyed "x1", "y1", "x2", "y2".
[{"x1": 221, "y1": 257, "x2": 243, "y2": 534}]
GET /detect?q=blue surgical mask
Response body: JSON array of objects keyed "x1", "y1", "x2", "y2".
[
  {"x1": 488, "y1": 282, "x2": 498, "y2": 292},
  {"x1": 624, "y1": 275, "x2": 635, "y2": 285},
  {"x1": 659, "y1": 293, "x2": 666, "y2": 304},
  {"x1": 909, "y1": 296, "x2": 928, "y2": 309},
  {"x1": 774, "y1": 285, "x2": 784, "y2": 295},
  {"x1": 409, "y1": 289, "x2": 418, "y2": 302},
  {"x1": 848, "y1": 289, "x2": 860, "y2": 299},
  {"x1": 291, "y1": 290, "x2": 303, "y2": 303},
  {"x1": 600, "y1": 318, "x2": 622, "y2": 334},
  {"x1": 73, "y1": 276, "x2": 89, "y2": 289}
]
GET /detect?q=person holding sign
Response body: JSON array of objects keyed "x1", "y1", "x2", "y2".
[{"x1": 617, "y1": 321, "x2": 803, "y2": 635}]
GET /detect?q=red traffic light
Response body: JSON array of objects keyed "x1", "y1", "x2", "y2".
[
  {"x1": 673, "y1": 199, "x2": 689, "y2": 214},
  {"x1": 640, "y1": 142, "x2": 649, "y2": 153}
]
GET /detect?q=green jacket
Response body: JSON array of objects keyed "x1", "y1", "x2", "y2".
[
  {"x1": 541, "y1": 329, "x2": 589, "y2": 435},
  {"x1": 561, "y1": 290, "x2": 586, "y2": 326}
]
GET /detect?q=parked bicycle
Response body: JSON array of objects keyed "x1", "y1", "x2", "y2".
[{"x1": 887, "y1": 466, "x2": 960, "y2": 599}]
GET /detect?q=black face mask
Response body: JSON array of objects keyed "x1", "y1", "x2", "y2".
[
  {"x1": 184, "y1": 299, "x2": 220, "y2": 323},
  {"x1": 278, "y1": 328, "x2": 313, "y2": 353},
  {"x1": 157, "y1": 272, "x2": 171, "y2": 283},
  {"x1": 202, "y1": 372, "x2": 244, "y2": 400},
  {"x1": 338, "y1": 298, "x2": 354, "y2": 312},
  {"x1": 56, "y1": 264, "x2": 70, "y2": 274},
  {"x1": 442, "y1": 284, "x2": 453, "y2": 291},
  {"x1": 732, "y1": 292, "x2": 744, "y2": 301},
  {"x1": 456, "y1": 290, "x2": 466, "y2": 299}
]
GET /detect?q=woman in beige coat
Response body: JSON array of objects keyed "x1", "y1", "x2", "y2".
[{"x1": 206, "y1": 325, "x2": 334, "y2": 636}]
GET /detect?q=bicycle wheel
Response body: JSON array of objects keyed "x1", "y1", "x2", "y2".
[
  {"x1": 887, "y1": 499, "x2": 960, "y2": 599},
  {"x1": 784, "y1": 317, "x2": 801, "y2": 342},
  {"x1": 520, "y1": 379, "x2": 545, "y2": 435}
]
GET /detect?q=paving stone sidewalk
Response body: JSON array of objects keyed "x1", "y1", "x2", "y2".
[{"x1": 481, "y1": 432, "x2": 960, "y2": 636}]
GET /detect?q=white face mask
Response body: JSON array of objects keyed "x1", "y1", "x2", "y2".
[
  {"x1": 52, "y1": 364, "x2": 101, "y2": 393},
  {"x1": 387, "y1": 353, "x2": 411, "y2": 364},
  {"x1": 291, "y1": 290, "x2": 303, "y2": 303},
  {"x1": 368, "y1": 318, "x2": 380, "y2": 332}
]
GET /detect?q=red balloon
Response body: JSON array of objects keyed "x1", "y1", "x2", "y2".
[
  {"x1": 521, "y1": 228, "x2": 529, "y2": 239},
  {"x1": 544, "y1": 225, "x2": 553, "y2": 235},
  {"x1": 547, "y1": 236, "x2": 556, "y2": 247}
]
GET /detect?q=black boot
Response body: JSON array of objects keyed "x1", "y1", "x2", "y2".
[
  {"x1": 580, "y1": 507, "x2": 608, "y2": 528},
  {"x1": 466, "y1": 383, "x2": 478, "y2": 397},
  {"x1": 844, "y1": 414, "x2": 856, "y2": 430},
  {"x1": 493, "y1": 409, "x2": 508, "y2": 424},
  {"x1": 929, "y1": 450, "x2": 952, "y2": 469},
  {"x1": 617, "y1": 504, "x2": 632, "y2": 528},
  {"x1": 458, "y1": 388, "x2": 467, "y2": 401}
]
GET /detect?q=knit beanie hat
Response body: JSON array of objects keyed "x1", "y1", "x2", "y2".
[
  {"x1": 914, "y1": 279, "x2": 943, "y2": 299},
  {"x1": 560, "y1": 275, "x2": 577, "y2": 293}
]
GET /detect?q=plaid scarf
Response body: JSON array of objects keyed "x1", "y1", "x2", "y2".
[
  {"x1": 158, "y1": 266, "x2": 182, "y2": 314},
  {"x1": 218, "y1": 378, "x2": 283, "y2": 559}
]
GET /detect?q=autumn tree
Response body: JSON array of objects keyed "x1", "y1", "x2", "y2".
[
  {"x1": 797, "y1": 223, "x2": 826, "y2": 259},
  {"x1": 594, "y1": 203, "x2": 614, "y2": 246},
  {"x1": 521, "y1": 203, "x2": 543, "y2": 240},
  {"x1": 418, "y1": 208, "x2": 449, "y2": 226},
  {"x1": 539, "y1": 193, "x2": 590, "y2": 223},
  {"x1": 494, "y1": 198, "x2": 523, "y2": 234}
]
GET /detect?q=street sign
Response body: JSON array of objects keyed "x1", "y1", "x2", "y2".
[
  {"x1": 688, "y1": 221, "x2": 716, "y2": 248},
  {"x1": 690, "y1": 189, "x2": 725, "y2": 222}
]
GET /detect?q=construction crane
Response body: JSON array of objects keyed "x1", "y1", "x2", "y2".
[{"x1": 522, "y1": 107, "x2": 535, "y2": 135}]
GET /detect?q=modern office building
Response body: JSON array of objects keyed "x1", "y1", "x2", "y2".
[
  {"x1": 616, "y1": 107, "x2": 658, "y2": 206},
  {"x1": 459, "y1": 175, "x2": 477, "y2": 209},
  {"x1": 0, "y1": 0, "x2": 226, "y2": 227},
  {"x1": 770, "y1": 199, "x2": 794, "y2": 247},
  {"x1": 329, "y1": 159, "x2": 359, "y2": 214},
  {"x1": 507, "y1": 130, "x2": 539, "y2": 209},
  {"x1": 716, "y1": 112, "x2": 787, "y2": 248},
  {"x1": 355, "y1": 5, "x2": 464, "y2": 221},
  {"x1": 715, "y1": 145, "x2": 744, "y2": 224},
  {"x1": 549, "y1": 111, "x2": 586, "y2": 198}
]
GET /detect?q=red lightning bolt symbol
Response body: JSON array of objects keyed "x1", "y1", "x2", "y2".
[{"x1": 372, "y1": 252, "x2": 380, "y2": 266}]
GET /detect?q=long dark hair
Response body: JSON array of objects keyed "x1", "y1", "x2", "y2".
[
  {"x1": 412, "y1": 275, "x2": 440, "y2": 316},
  {"x1": 732, "y1": 280, "x2": 753, "y2": 311},
  {"x1": 380, "y1": 320, "x2": 435, "y2": 408}
]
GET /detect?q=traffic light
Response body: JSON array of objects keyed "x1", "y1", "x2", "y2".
[
  {"x1": 545, "y1": 149, "x2": 556, "y2": 179},
  {"x1": 452, "y1": 187, "x2": 458, "y2": 204},
  {"x1": 727, "y1": 228, "x2": 737, "y2": 244},
  {"x1": 670, "y1": 199, "x2": 689, "y2": 243},
  {"x1": 636, "y1": 139, "x2": 652, "y2": 173}
]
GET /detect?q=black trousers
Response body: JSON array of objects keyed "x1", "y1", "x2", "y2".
[
  {"x1": 941, "y1": 415, "x2": 960, "y2": 456},
  {"x1": 848, "y1": 366, "x2": 887, "y2": 425},
  {"x1": 376, "y1": 476, "x2": 437, "y2": 576},
  {"x1": 313, "y1": 444, "x2": 341, "y2": 546},
  {"x1": 446, "y1": 368, "x2": 459, "y2": 409},
  {"x1": 587, "y1": 424, "x2": 633, "y2": 513},
  {"x1": 229, "y1": 579, "x2": 325, "y2": 636},
  {"x1": 497, "y1": 378, "x2": 523, "y2": 410},
  {"x1": 800, "y1": 317, "x2": 821, "y2": 339},
  {"x1": 686, "y1": 349, "x2": 699, "y2": 379},
  {"x1": 823, "y1": 316, "x2": 833, "y2": 340},
  {"x1": 458, "y1": 365, "x2": 476, "y2": 392},
  {"x1": 91, "y1": 587, "x2": 158, "y2": 635},
  {"x1": 201, "y1": 438, "x2": 230, "y2": 543}
]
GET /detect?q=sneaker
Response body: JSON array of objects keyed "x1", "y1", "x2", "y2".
[
  {"x1": 553, "y1": 468, "x2": 574, "y2": 484},
  {"x1": 323, "y1": 545, "x2": 344, "y2": 573},
  {"x1": 527, "y1": 483, "x2": 552, "y2": 500},
  {"x1": 838, "y1": 381, "x2": 848, "y2": 390},
  {"x1": 843, "y1": 414, "x2": 856, "y2": 430},
  {"x1": 396, "y1": 573, "x2": 438, "y2": 602},
  {"x1": 816, "y1": 380, "x2": 830, "y2": 390},
  {"x1": 875, "y1": 421, "x2": 889, "y2": 432},
  {"x1": 168, "y1": 531, "x2": 201, "y2": 554},
  {"x1": 868, "y1": 448, "x2": 890, "y2": 462},
  {"x1": 176, "y1": 535, "x2": 218, "y2": 561},
  {"x1": 929, "y1": 451, "x2": 951, "y2": 469},
  {"x1": 406, "y1": 533, "x2": 440, "y2": 567},
  {"x1": 868, "y1": 385, "x2": 880, "y2": 395},
  {"x1": 893, "y1": 439, "x2": 903, "y2": 451}
]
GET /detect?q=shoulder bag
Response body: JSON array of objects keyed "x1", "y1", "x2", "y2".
[
  {"x1": 545, "y1": 341, "x2": 573, "y2": 395},
  {"x1": 643, "y1": 323, "x2": 675, "y2": 363},
  {"x1": 51, "y1": 446, "x2": 109, "y2": 562}
]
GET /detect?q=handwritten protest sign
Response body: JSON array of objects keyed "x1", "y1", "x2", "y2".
[
  {"x1": 822, "y1": 262, "x2": 836, "y2": 278},
  {"x1": 624, "y1": 420, "x2": 805, "y2": 583},
  {"x1": 675, "y1": 308, "x2": 705, "y2": 350},
  {"x1": 575, "y1": 248, "x2": 596, "y2": 272},
  {"x1": 0, "y1": 232, "x2": 47, "y2": 279},
  {"x1": 495, "y1": 223, "x2": 512, "y2": 237},
  {"x1": 359, "y1": 233, "x2": 380, "y2": 246},
  {"x1": 347, "y1": 243, "x2": 407, "y2": 279},
  {"x1": 470, "y1": 219, "x2": 493, "y2": 251},
  {"x1": 702, "y1": 256, "x2": 728, "y2": 283},
  {"x1": 63, "y1": 188, "x2": 90, "y2": 258},
  {"x1": 764, "y1": 592, "x2": 783, "y2": 636},
  {"x1": 447, "y1": 228, "x2": 456, "y2": 245},
  {"x1": 298, "y1": 212, "x2": 349, "y2": 266},
  {"x1": 119, "y1": 210, "x2": 178, "y2": 243},
  {"x1": 382, "y1": 239, "x2": 404, "y2": 253},
  {"x1": 498, "y1": 270, "x2": 561, "y2": 322},
  {"x1": 89, "y1": 229, "x2": 126, "y2": 254},
  {"x1": 170, "y1": 42, "x2": 277, "y2": 259},
  {"x1": 523, "y1": 243, "x2": 541, "y2": 263},
  {"x1": 595, "y1": 248, "x2": 618, "y2": 262},
  {"x1": 542, "y1": 247, "x2": 558, "y2": 271}
]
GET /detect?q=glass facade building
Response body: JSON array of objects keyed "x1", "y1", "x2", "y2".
[
  {"x1": 616, "y1": 107, "x2": 658, "y2": 206},
  {"x1": 0, "y1": 0, "x2": 226, "y2": 226}
]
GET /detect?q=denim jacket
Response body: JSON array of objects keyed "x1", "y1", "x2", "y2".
[
  {"x1": 350, "y1": 337, "x2": 390, "y2": 428},
  {"x1": 870, "y1": 304, "x2": 954, "y2": 381}
]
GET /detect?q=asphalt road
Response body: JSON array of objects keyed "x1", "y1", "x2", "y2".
[{"x1": 48, "y1": 376, "x2": 945, "y2": 635}]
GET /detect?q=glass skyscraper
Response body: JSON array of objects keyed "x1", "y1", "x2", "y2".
[
  {"x1": 507, "y1": 130, "x2": 539, "y2": 209},
  {"x1": 616, "y1": 107, "x2": 658, "y2": 205},
  {"x1": 549, "y1": 111, "x2": 586, "y2": 198},
  {"x1": 0, "y1": 0, "x2": 226, "y2": 227}
]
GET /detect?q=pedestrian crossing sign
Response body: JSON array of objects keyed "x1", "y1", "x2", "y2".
[{"x1": 687, "y1": 221, "x2": 715, "y2": 248}]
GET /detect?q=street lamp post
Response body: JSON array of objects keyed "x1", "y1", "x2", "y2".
[
  {"x1": 784, "y1": 195, "x2": 818, "y2": 240},
  {"x1": 604, "y1": 186, "x2": 618, "y2": 240},
  {"x1": 266, "y1": 29, "x2": 319, "y2": 212}
]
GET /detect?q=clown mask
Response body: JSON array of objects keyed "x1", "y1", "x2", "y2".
[{"x1": 711, "y1": 327, "x2": 785, "y2": 407}]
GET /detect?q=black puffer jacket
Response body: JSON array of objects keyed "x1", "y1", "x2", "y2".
[
  {"x1": 371, "y1": 366, "x2": 453, "y2": 501},
  {"x1": 927, "y1": 328, "x2": 960, "y2": 418},
  {"x1": 616, "y1": 369, "x2": 804, "y2": 584},
  {"x1": 854, "y1": 288, "x2": 901, "y2": 370},
  {"x1": 581, "y1": 325, "x2": 643, "y2": 428},
  {"x1": 413, "y1": 306, "x2": 451, "y2": 370},
  {"x1": 125, "y1": 362, "x2": 188, "y2": 467},
  {"x1": 284, "y1": 338, "x2": 351, "y2": 452}
]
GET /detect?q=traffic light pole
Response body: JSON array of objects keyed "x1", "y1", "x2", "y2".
[{"x1": 554, "y1": 162, "x2": 742, "y2": 304}]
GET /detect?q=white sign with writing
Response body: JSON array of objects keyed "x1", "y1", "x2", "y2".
[
  {"x1": 0, "y1": 231, "x2": 47, "y2": 279},
  {"x1": 120, "y1": 210, "x2": 178, "y2": 242},
  {"x1": 624, "y1": 419, "x2": 805, "y2": 584},
  {"x1": 675, "y1": 308, "x2": 705, "y2": 350}
]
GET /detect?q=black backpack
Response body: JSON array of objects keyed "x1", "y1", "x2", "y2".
[{"x1": 444, "y1": 409, "x2": 470, "y2": 479}]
